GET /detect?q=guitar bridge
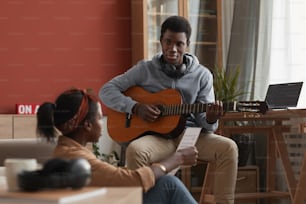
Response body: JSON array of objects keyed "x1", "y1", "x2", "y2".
[{"x1": 125, "y1": 113, "x2": 131, "y2": 128}]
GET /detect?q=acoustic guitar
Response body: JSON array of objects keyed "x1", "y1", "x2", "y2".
[{"x1": 106, "y1": 86, "x2": 268, "y2": 143}]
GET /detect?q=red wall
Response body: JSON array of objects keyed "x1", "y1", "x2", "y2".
[{"x1": 0, "y1": 0, "x2": 131, "y2": 113}]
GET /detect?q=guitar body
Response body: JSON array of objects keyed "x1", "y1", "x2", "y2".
[{"x1": 106, "y1": 87, "x2": 185, "y2": 143}]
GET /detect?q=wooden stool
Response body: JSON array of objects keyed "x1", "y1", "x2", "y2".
[
  {"x1": 180, "y1": 160, "x2": 216, "y2": 204},
  {"x1": 199, "y1": 162, "x2": 216, "y2": 204},
  {"x1": 293, "y1": 151, "x2": 306, "y2": 204}
]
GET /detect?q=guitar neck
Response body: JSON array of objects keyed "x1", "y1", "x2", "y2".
[
  {"x1": 160, "y1": 101, "x2": 263, "y2": 116},
  {"x1": 160, "y1": 103, "x2": 207, "y2": 116}
]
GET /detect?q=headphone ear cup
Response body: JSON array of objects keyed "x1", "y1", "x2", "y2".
[
  {"x1": 18, "y1": 170, "x2": 46, "y2": 191},
  {"x1": 178, "y1": 63, "x2": 186, "y2": 73},
  {"x1": 66, "y1": 159, "x2": 91, "y2": 189}
]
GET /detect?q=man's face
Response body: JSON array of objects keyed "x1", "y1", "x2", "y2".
[{"x1": 160, "y1": 29, "x2": 188, "y2": 65}]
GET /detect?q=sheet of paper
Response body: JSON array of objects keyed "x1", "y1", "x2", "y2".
[{"x1": 168, "y1": 127, "x2": 202, "y2": 175}]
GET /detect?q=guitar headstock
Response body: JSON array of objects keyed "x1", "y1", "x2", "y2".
[{"x1": 224, "y1": 101, "x2": 269, "y2": 114}]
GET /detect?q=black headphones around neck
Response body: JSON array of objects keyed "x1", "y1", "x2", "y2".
[{"x1": 160, "y1": 55, "x2": 187, "y2": 79}]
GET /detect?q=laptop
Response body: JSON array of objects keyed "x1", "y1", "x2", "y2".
[{"x1": 265, "y1": 82, "x2": 303, "y2": 109}]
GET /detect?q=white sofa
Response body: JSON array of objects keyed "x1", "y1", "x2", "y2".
[{"x1": 0, "y1": 139, "x2": 55, "y2": 166}]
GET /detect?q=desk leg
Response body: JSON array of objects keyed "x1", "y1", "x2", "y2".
[
  {"x1": 181, "y1": 167, "x2": 191, "y2": 190},
  {"x1": 273, "y1": 126, "x2": 297, "y2": 201},
  {"x1": 266, "y1": 129, "x2": 276, "y2": 193}
]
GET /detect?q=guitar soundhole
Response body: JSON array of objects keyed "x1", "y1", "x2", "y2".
[
  {"x1": 150, "y1": 116, "x2": 186, "y2": 139},
  {"x1": 171, "y1": 116, "x2": 187, "y2": 138}
]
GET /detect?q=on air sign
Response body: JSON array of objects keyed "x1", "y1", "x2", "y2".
[{"x1": 16, "y1": 104, "x2": 40, "y2": 114}]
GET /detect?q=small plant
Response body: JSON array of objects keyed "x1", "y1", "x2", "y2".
[
  {"x1": 213, "y1": 66, "x2": 247, "y2": 102},
  {"x1": 92, "y1": 143, "x2": 119, "y2": 166},
  {"x1": 92, "y1": 142, "x2": 102, "y2": 158}
]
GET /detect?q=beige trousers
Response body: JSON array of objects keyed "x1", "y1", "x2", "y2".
[{"x1": 126, "y1": 132, "x2": 238, "y2": 204}]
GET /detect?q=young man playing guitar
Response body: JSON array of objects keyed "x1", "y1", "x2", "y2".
[{"x1": 100, "y1": 16, "x2": 238, "y2": 204}]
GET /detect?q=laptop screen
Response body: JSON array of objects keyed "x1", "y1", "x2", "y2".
[{"x1": 265, "y1": 82, "x2": 303, "y2": 109}]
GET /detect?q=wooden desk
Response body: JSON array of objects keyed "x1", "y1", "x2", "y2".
[
  {"x1": 0, "y1": 171, "x2": 142, "y2": 204},
  {"x1": 0, "y1": 187, "x2": 142, "y2": 204},
  {"x1": 202, "y1": 109, "x2": 306, "y2": 203}
]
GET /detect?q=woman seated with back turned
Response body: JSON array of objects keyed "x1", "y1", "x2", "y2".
[{"x1": 36, "y1": 88, "x2": 198, "y2": 204}]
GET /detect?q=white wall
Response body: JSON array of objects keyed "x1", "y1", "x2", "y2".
[{"x1": 97, "y1": 117, "x2": 121, "y2": 157}]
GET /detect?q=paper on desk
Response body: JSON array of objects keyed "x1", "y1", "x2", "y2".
[
  {"x1": 168, "y1": 127, "x2": 202, "y2": 176},
  {"x1": 60, "y1": 188, "x2": 107, "y2": 203}
]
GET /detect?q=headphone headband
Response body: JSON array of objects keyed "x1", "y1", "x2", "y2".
[{"x1": 160, "y1": 55, "x2": 187, "y2": 79}]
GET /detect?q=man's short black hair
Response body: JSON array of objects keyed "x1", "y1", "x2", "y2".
[{"x1": 160, "y1": 16, "x2": 192, "y2": 44}]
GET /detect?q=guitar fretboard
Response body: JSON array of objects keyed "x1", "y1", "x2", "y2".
[
  {"x1": 159, "y1": 101, "x2": 263, "y2": 116},
  {"x1": 160, "y1": 103, "x2": 207, "y2": 116}
]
